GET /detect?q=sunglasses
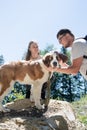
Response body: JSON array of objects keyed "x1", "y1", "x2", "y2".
[{"x1": 58, "y1": 34, "x2": 66, "y2": 43}]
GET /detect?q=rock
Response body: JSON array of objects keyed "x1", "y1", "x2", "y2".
[{"x1": 0, "y1": 99, "x2": 86, "y2": 130}]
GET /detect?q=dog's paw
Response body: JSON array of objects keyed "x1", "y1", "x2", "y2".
[
  {"x1": 30, "y1": 95, "x2": 34, "y2": 102},
  {"x1": 36, "y1": 104, "x2": 45, "y2": 110}
]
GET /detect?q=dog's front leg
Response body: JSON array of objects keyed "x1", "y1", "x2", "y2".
[
  {"x1": 30, "y1": 85, "x2": 34, "y2": 102},
  {"x1": 32, "y1": 84, "x2": 44, "y2": 109}
]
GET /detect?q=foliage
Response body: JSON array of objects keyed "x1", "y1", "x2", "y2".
[
  {"x1": 2, "y1": 82, "x2": 26, "y2": 104},
  {"x1": 0, "y1": 55, "x2": 4, "y2": 65},
  {"x1": 51, "y1": 72, "x2": 85, "y2": 101},
  {"x1": 72, "y1": 95, "x2": 87, "y2": 127},
  {"x1": 51, "y1": 47, "x2": 86, "y2": 101},
  {"x1": 40, "y1": 44, "x2": 56, "y2": 55}
]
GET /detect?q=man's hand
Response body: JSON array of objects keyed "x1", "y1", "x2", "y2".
[
  {"x1": 45, "y1": 60, "x2": 69, "y2": 73},
  {"x1": 44, "y1": 66, "x2": 58, "y2": 72},
  {"x1": 59, "y1": 60, "x2": 69, "y2": 68}
]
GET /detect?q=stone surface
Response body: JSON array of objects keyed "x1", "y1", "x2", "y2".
[{"x1": 0, "y1": 99, "x2": 86, "y2": 130}]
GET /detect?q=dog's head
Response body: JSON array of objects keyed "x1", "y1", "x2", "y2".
[{"x1": 42, "y1": 51, "x2": 68, "y2": 67}]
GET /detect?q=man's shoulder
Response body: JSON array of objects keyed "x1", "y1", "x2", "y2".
[
  {"x1": 73, "y1": 38, "x2": 87, "y2": 48},
  {"x1": 74, "y1": 38, "x2": 87, "y2": 44}
]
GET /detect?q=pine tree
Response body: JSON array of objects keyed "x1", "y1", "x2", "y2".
[{"x1": 0, "y1": 55, "x2": 4, "y2": 65}]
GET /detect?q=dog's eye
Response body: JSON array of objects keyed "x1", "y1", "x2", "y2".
[{"x1": 56, "y1": 56, "x2": 59, "y2": 60}]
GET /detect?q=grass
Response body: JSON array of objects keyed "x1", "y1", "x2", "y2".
[{"x1": 72, "y1": 95, "x2": 87, "y2": 127}]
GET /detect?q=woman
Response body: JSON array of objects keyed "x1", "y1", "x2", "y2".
[
  {"x1": 25, "y1": 40, "x2": 47, "y2": 99},
  {"x1": 25, "y1": 40, "x2": 41, "y2": 61}
]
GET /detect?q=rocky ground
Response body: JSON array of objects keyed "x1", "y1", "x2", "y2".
[{"x1": 0, "y1": 99, "x2": 86, "y2": 130}]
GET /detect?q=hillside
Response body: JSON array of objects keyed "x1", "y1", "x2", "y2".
[{"x1": 0, "y1": 99, "x2": 86, "y2": 130}]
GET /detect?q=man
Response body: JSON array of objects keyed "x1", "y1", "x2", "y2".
[{"x1": 47, "y1": 29, "x2": 87, "y2": 80}]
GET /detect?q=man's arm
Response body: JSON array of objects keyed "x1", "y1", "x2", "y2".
[{"x1": 47, "y1": 56, "x2": 83, "y2": 75}]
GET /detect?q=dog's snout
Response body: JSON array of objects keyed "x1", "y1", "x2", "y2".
[{"x1": 53, "y1": 61, "x2": 57, "y2": 67}]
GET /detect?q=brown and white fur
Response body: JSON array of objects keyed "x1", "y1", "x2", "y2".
[{"x1": 0, "y1": 51, "x2": 68, "y2": 112}]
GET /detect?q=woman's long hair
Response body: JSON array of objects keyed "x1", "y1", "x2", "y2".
[{"x1": 25, "y1": 41, "x2": 34, "y2": 61}]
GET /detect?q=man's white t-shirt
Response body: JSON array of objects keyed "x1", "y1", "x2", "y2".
[{"x1": 71, "y1": 38, "x2": 87, "y2": 80}]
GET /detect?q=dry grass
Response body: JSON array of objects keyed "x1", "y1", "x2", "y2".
[{"x1": 72, "y1": 95, "x2": 87, "y2": 127}]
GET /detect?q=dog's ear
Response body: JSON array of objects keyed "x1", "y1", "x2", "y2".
[
  {"x1": 54, "y1": 51, "x2": 68, "y2": 62},
  {"x1": 43, "y1": 56, "x2": 51, "y2": 67},
  {"x1": 58, "y1": 53, "x2": 68, "y2": 63}
]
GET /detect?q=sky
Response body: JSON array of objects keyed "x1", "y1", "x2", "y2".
[{"x1": 0, "y1": 0, "x2": 87, "y2": 62}]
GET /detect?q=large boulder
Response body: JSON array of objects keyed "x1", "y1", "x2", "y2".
[{"x1": 0, "y1": 99, "x2": 85, "y2": 130}]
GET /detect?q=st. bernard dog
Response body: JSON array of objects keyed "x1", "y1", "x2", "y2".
[{"x1": 0, "y1": 51, "x2": 68, "y2": 112}]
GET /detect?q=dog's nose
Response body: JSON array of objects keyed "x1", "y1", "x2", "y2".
[{"x1": 53, "y1": 62, "x2": 57, "y2": 67}]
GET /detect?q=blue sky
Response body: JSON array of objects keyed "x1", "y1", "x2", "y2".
[{"x1": 0, "y1": 0, "x2": 87, "y2": 62}]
